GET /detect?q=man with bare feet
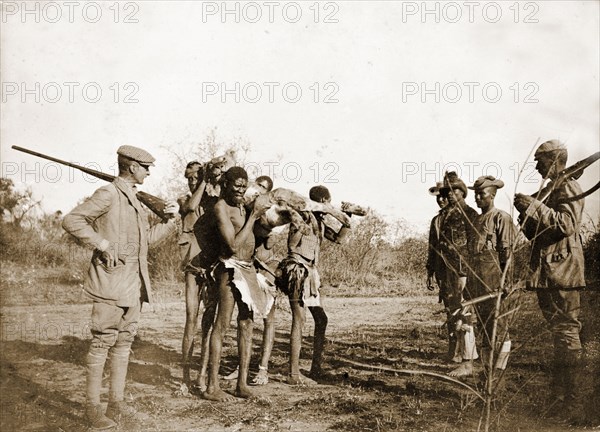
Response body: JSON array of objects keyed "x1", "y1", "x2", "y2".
[
  {"x1": 437, "y1": 172, "x2": 480, "y2": 378},
  {"x1": 203, "y1": 167, "x2": 271, "y2": 401},
  {"x1": 223, "y1": 175, "x2": 279, "y2": 386},
  {"x1": 179, "y1": 156, "x2": 231, "y2": 392},
  {"x1": 178, "y1": 161, "x2": 207, "y2": 388},
  {"x1": 466, "y1": 176, "x2": 515, "y2": 381},
  {"x1": 276, "y1": 185, "x2": 333, "y2": 385}
]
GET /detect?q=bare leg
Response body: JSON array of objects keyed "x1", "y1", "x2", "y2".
[
  {"x1": 235, "y1": 302, "x2": 254, "y2": 399},
  {"x1": 308, "y1": 306, "x2": 328, "y2": 377},
  {"x1": 203, "y1": 270, "x2": 236, "y2": 402},
  {"x1": 182, "y1": 272, "x2": 200, "y2": 386},
  {"x1": 195, "y1": 285, "x2": 217, "y2": 392},
  {"x1": 448, "y1": 325, "x2": 478, "y2": 377},
  {"x1": 253, "y1": 306, "x2": 276, "y2": 385},
  {"x1": 288, "y1": 294, "x2": 307, "y2": 384}
]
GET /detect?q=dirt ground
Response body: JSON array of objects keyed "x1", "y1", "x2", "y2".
[{"x1": 1, "y1": 284, "x2": 599, "y2": 432}]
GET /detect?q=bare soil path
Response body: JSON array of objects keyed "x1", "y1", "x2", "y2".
[{"x1": 1, "y1": 294, "x2": 598, "y2": 431}]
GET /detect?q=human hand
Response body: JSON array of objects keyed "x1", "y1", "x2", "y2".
[
  {"x1": 164, "y1": 201, "x2": 180, "y2": 217},
  {"x1": 426, "y1": 275, "x2": 436, "y2": 291},
  {"x1": 514, "y1": 193, "x2": 534, "y2": 213},
  {"x1": 252, "y1": 194, "x2": 271, "y2": 217},
  {"x1": 98, "y1": 250, "x2": 118, "y2": 268}
]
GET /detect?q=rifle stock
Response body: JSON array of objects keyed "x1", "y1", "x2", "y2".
[
  {"x1": 533, "y1": 151, "x2": 600, "y2": 203},
  {"x1": 12, "y1": 145, "x2": 170, "y2": 221}
]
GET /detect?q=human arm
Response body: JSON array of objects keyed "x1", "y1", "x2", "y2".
[
  {"x1": 287, "y1": 224, "x2": 303, "y2": 251},
  {"x1": 181, "y1": 171, "x2": 208, "y2": 213},
  {"x1": 147, "y1": 201, "x2": 180, "y2": 245},
  {"x1": 515, "y1": 180, "x2": 583, "y2": 239},
  {"x1": 216, "y1": 194, "x2": 270, "y2": 257},
  {"x1": 426, "y1": 217, "x2": 437, "y2": 279},
  {"x1": 264, "y1": 234, "x2": 276, "y2": 250},
  {"x1": 62, "y1": 186, "x2": 114, "y2": 251}
]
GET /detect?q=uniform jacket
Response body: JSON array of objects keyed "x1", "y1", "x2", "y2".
[
  {"x1": 426, "y1": 209, "x2": 447, "y2": 281},
  {"x1": 62, "y1": 177, "x2": 177, "y2": 305},
  {"x1": 439, "y1": 201, "x2": 479, "y2": 277},
  {"x1": 468, "y1": 207, "x2": 515, "y2": 295},
  {"x1": 522, "y1": 178, "x2": 586, "y2": 289}
]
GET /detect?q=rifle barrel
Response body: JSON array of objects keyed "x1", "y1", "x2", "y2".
[
  {"x1": 12, "y1": 145, "x2": 170, "y2": 221},
  {"x1": 12, "y1": 145, "x2": 115, "y2": 182}
]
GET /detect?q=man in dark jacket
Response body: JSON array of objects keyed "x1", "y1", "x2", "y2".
[
  {"x1": 426, "y1": 182, "x2": 452, "y2": 358},
  {"x1": 514, "y1": 140, "x2": 586, "y2": 424}
]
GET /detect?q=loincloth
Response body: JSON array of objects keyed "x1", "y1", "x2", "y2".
[
  {"x1": 219, "y1": 257, "x2": 275, "y2": 319},
  {"x1": 179, "y1": 231, "x2": 202, "y2": 274},
  {"x1": 275, "y1": 256, "x2": 321, "y2": 307}
]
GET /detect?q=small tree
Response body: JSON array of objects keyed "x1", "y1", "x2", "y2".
[
  {"x1": 161, "y1": 127, "x2": 252, "y2": 200},
  {"x1": 0, "y1": 177, "x2": 42, "y2": 227}
]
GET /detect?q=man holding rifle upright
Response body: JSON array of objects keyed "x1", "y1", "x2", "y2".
[
  {"x1": 63, "y1": 145, "x2": 179, "y2": 430},
  {"x1": 514, "y1": 140, "x2": 587, "y2": 425}
]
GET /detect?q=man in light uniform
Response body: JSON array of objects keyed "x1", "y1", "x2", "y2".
[{"x1": 63, "y1": 145, "x2": 178, "y2": 429}]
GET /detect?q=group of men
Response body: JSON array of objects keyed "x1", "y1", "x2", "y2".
[
  {"x1": 426, "y1": 140, "x2": 588, "y2": 424},
  {"x1": 62, "y1": 146, "x2": 340, "y2": 429},
  {"x1": 61, "y1": 139, "x2": 590, "y2": 429}
]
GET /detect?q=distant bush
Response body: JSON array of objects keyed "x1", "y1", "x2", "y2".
[{"x1": 319, "y1": 212, "x2": 429, "y2": 296}]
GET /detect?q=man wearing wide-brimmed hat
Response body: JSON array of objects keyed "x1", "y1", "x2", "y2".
[
  {"x1": 514, "y1": 140, "x2": 587, "y2": 424},
  {"x1": 463, "y1": 176, "x2": 516, "y2": 380},
  {"x1": 437, "y1": 172, "x2": 480, "y2": 372},
  {"x1": 63, "y1": 145, "x2": 179, "y2": 429},
  {"x1": 426, "y1": 181, "x2": 452, "y2": 354}
]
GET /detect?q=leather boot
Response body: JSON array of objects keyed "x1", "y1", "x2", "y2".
[
  {"x1": 550, "y1": 345, "x2": 566, "y2": 404},
  {"x1": 85, "y1": 344, "x2": 115, "y2": 429},
  {"x1": 563, "y1": 350, "x2": 586, "y2": 425},
  {"x1": 106, "y1": 344, "x2": 136, "y2": 423},
  {"x1": 106, "y1": 401, "x2": 137, "y2": 424},
  {"x1": 85, "y1": 404, "x2": 117, "y2": 430},
  {"x1": 86, "y1": 346, "x2": 108, "y2": 406}
]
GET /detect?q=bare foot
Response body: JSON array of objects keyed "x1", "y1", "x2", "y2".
[
  {"x1": 223, "y1": 366, "x2": 239, "y2": 381},
  {"x1": 235, "y1": 384, "x2": 255, "y2": 399},
  {"x1": 450, "y1": 354, "x2": 462, "y2": 363},
  {"x1": 287, "y1": 373, "x2": 317, "y2": 386},
  {"x1": 203, "y1": 388, "x2": 236, "y2": 402},
  {"x1": 193, "y1": 374, "x2": 207, "y2": 393},
  {"x1": 448, "y1": 362, "x2": 473, "y2": 377},
  {"x1": 251, "y1": 368, "x2": 269, "y2": 386}
]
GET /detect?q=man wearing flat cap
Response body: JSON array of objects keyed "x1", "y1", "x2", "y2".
[
  {"x1": 426, "y1": 182, "x2": 452, "y2": 356},
  {"x1": 63, "y1": 145, "x2": 179, "y2": 429},
  {"x1": 437, "y1": 172, "x2": 480, "y2": 370},
  {"x1": 462, "y1": 176, "x2": 516, "y2": 380},
  {"x1": 514, "y1": 140, "x2": 587, "y2": 424}
]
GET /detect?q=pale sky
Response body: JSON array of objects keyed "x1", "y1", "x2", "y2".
[{"x1": 1, "y1": 1, "x2": 599, "y2": 233}]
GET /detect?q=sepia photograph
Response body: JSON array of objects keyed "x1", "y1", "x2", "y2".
[{"x1": 1, "y1": 1, "x2": 599, "y2": 430}]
